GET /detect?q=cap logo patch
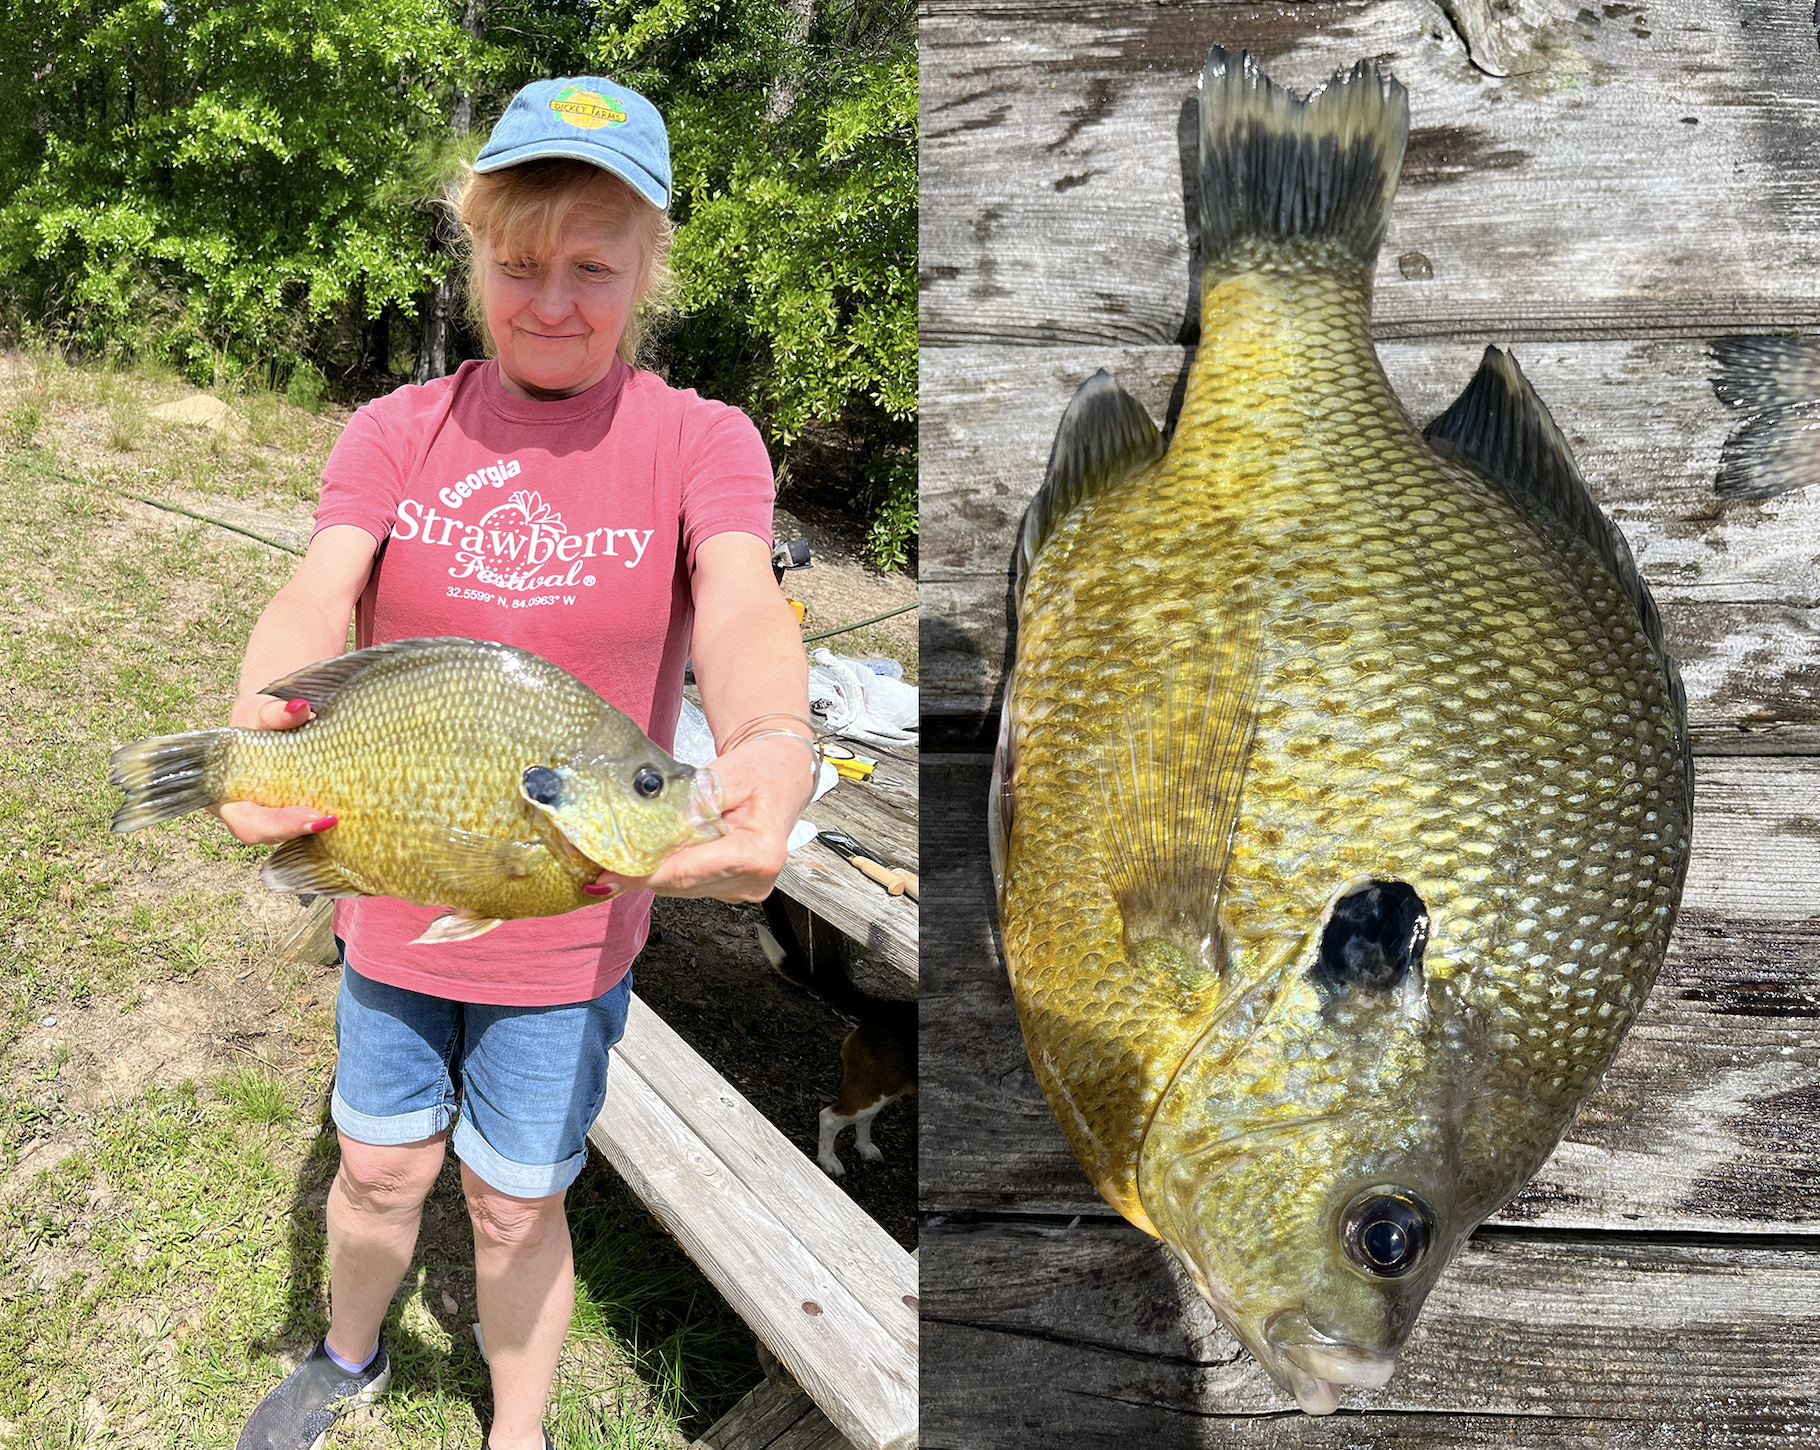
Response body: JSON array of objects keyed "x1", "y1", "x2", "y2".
[{"x1": 550, "y1": 87, "x2": 626, "y2": 129}]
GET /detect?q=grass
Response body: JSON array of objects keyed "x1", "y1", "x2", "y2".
[{"x1": 0, "y1": 347, "x2": 762, "y2": 1446}]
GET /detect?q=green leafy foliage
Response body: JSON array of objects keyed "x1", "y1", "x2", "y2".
[
  {"x1": 594, "y1": 0, "x2": 917, "y2": 565},
  {"x1": 0, "y1": 0, "x2": 916, "y2": 565}
]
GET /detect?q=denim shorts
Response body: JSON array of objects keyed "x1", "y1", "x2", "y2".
[{"x1": 329, "y1": 959, "x2": 633, "y2": 1198}]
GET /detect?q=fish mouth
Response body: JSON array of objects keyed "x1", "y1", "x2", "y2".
[
  {"x1": 688, "y1": 767, "x2": 727, "y2": 840},
  {"x1": 1263, "y1": 1310, "x2": 1397, "y2": 1416}
]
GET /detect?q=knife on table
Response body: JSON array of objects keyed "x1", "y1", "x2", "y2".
[{"x1": 816, "y1": 829, "x2": 919, "y2": 901}]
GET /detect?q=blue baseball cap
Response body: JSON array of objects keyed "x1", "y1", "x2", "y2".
[{"x1": 474, "y1": 77, "x2": 671, "y2": 209}]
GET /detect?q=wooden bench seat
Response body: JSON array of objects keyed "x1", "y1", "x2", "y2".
[{"x1": 590, "y1": 994, "x2": 918, "y2": 1450}]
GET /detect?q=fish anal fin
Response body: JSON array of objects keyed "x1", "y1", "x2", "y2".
[
  {"x1": 412, "y1": 910, "x2": 505, "y2": 945},
  {"x1": 1098, "y1": 585, "x2": 1264, "y2": 994},
  {"x1": 263, "y1": 836, "x2": 365, "y2": 897},
  {"x1": 1018, "y1": 370, "x2": 1162, "y2": 600}
]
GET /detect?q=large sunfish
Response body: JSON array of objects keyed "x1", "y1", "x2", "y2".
[
  {"x1": 991, "y1": 49, "x2": 1692, "y2": 1414},
  {"x1": 111, "y1": 636, "x2": 722, "y2": 942}
]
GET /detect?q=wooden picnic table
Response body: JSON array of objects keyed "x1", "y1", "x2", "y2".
[
  {"x1": 920, "y1": 0, "x2": 1820, "y2": 1445},
  {"x1": 774, "y1": 736, "x2": 919, "y2": 1000}
]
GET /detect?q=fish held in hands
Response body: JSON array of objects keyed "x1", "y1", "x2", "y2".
[
  {"x1": 110, "y1": 637, "x2": 723, "y2": 943},
  {"x1": 990, "y1": 49, "x2": 1692, "y2": 1414}
]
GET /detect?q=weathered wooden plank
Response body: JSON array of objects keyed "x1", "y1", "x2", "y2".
[
  {"x1": 919, "y1": 0, "x2": 1820, "y2": 348},
  {"x1": 920, "y1": 1219, "x2": 1820, "y2": 1447},
  {"x1": 692, "y1": 1378, "x2": 856, "y2": 1450},
  {"x1": 918, "y1": 343, "x2": 1820, "y2": 737},
  {"x1": 593, "y1": 996, "x2": 917, "y2": 1450},
  {"x1": 777, "y1": 744, "x2": 919, "y2": 991},
  {"x1": 920, "y1": 756, "x2": 1820, "y2": 1228}
]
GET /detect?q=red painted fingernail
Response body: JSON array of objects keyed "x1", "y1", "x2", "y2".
[
  {"x1": 285, "y1": 699, "x2": 309, "y2": 713},
  {"x1": 307, "y1": 816, "x2": 338, "y2": 833},
  {"x1": 582, "y1": 881, "x2": 617, "y2": 897}
]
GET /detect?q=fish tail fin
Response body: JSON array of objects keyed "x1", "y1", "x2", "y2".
[
  {"x1": 1197, "y1": 47, "x2": 1409, "y2": 277},
  {"x1": 108, "y1": 730, "x2": 235, "y2": 832}
]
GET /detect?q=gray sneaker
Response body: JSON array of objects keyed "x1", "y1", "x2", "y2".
[{"x1": 236, "y1": 1336, "x2": 392, "y2": 1450}]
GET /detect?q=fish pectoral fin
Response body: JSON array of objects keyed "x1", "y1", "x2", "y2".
[
  {"x1": 1099, "y1": 586, "x2": 1263, "y2": 989},
  {"x1": 1018, "y1": 369, "x2": 1163, "y2": 603},
  {"x1": 988, "y1": 677, "x2": 1017, "y2": 916},
  {"x1": 262, "y1": 836, "x2": 365, "y2": 897},
  {"x1": 412, "y1": 909, "x2": 506, "y2": 945},
  {"x1": 409, "y1": 827, "x2": 542, "y2": 894}
]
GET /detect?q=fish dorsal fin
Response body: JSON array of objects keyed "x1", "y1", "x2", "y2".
[
  {"x1": 1017, "y1": 369, "x2": 1162, "y2": 601},
  {"x1": 1097, "y1": 585, "x2": 1264, "y2": 998},
  {"x1": 1424, "y1": 346, "x2": 1669, "y2": 661},
  {"x1": 259, "y1": 637, "x2": 507, "y2": 716},
  {"x1": 1197, "y1": 47, "x2": 1409, "y2": 276}
]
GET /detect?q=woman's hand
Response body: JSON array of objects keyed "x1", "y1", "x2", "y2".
[
  {"x1": 209, "y1": 695, "x2": 339, "y2": 845},
  {"x1": 588, "y1": 732, "x2": 815, "y2": 902},
  {"x1": 210, "y1": 525, "x2": 376, "y2": 847}
]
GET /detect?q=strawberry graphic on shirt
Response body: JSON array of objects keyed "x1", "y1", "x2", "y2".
[{"x1": 471, "y1": 490, "x2": 571, "y2": 591}]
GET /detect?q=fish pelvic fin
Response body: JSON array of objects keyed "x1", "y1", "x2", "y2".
[
  {"x1": 1197, "y1": 47, "x2": 1409, "y2": 278},
  {"x1": 1425, "y1": 346, "x2": 1693, "y2": 807},
  {"x1": 109, "y1": 729, "x2": 233, "y2": 832},
  {"x1": 1708, "y1": 336, "x2": 1820, "y2": 501},
  {"x1": 1017, "y1": 370, "x2": 1163, "y2": 604},
  {"x1": 1097, "y1": 584, "x2": 1264, "y2": 994},
  {"x1": 413, "y1": 909, "x2": 506, "y2": 945},
  {"x1": 262, "y1": 835, "x2": 365, "y2": 896}
]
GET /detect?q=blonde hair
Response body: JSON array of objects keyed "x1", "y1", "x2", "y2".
[{"x1": 452, "y1": 159, "x2": 675, "y2": 366}]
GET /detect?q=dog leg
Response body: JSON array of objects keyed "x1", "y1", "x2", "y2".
[{"x1": 818, "y1": 1105, "x2": 853, "y2": 1176}]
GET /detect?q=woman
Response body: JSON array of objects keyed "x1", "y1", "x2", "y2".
[{"x1": 231, "y1": 77, "x2": 813, "y2": 1450}]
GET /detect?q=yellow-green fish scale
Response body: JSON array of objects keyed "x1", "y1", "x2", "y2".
[
  {"x1": 1003, "y1": 269, "x2": 1691, "y2": 1247},
  {"x1": 217, "y1": 643, "x2": 658, "y2": 920}
]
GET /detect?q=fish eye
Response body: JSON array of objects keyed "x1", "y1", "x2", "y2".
[
  {"x1": 522, "y1": 765, "x2": 564, "y2": 806},
  {"x1": 633, "y1": 766, "x2": 664, "y2": 798},
  {"x1": 1340, "y1": 1189, "x2": 1433, "y2": 1279},
  {"x1": 1312, "y1": 879, "x2": 1428, "y2": 993}
]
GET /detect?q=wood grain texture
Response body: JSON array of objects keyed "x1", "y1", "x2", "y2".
[
  {"x1": 920, "y1": 1220, "x2": 1820, "y2": 1447},
  {"x1": 919, "y1": 0, "x2": 1820, "y2": 348},
  {"x1": 592, "y1": 996, "x2": 916, "y2": 1450},
  {"x1": 692, "y1": 1378, "x2": 857, "y2": 1450}
]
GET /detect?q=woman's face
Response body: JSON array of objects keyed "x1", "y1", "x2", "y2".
[{"x1": 481, "y1": 188, "x2": 648, "y2": 401}]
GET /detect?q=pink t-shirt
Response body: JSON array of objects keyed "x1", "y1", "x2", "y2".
[{"x1": 311, "y1": 357, "x2": 774, "y2": 1006}]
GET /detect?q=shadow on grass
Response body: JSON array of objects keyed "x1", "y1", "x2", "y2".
[{"x1": 251, "y1": 1089, "x2": 758, "y2": 1445}]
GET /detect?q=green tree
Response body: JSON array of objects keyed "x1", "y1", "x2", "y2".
[
  {"x1": 0, "y1": 0, "x2": 469, "y2": 380},
  {"x1": 0, "y1": 0, "x2": 917, "y2": 566},
  {"x1": 591, "y1": 0, "x2": 917, "y2": 567}
]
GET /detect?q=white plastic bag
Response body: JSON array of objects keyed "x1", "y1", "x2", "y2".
[{"x1": 807, "y1": 648, "x2": 918, "y2": 749}]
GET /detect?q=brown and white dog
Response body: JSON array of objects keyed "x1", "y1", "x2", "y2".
[{"x1": 758, "y1": 898, "x2": 917, "y2": 1176}]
